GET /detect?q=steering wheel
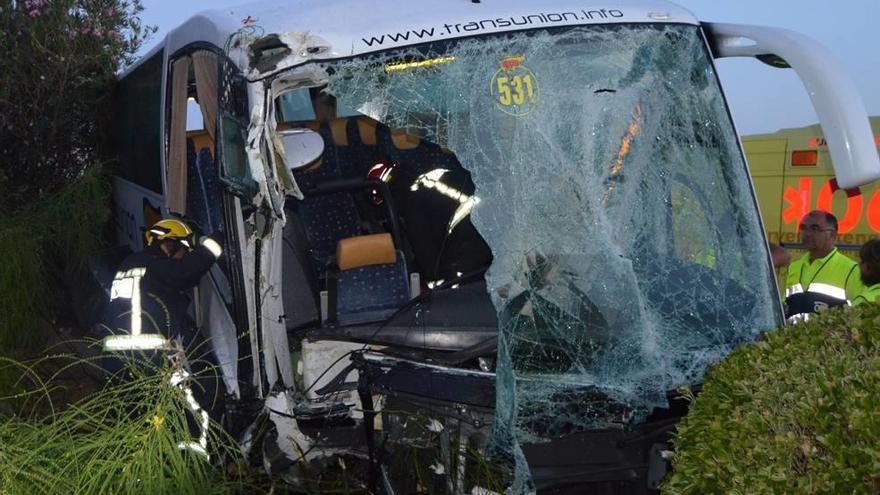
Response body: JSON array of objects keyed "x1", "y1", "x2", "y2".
[{"x1": 499, "y1": 282, "x2": 610, "y2": 374}]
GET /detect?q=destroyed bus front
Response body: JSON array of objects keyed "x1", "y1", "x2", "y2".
[{"x1": 268, "y1": 23, "x2": 782, "y2": 490}]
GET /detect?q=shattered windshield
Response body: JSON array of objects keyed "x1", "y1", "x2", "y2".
[{"x1": 299, "y1": 23, "x2": 780, "y2": 446}]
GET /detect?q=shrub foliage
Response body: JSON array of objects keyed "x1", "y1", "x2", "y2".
[
  {"x1": 665, "y1": 305, "x2": 880, "y2": 494},
  {"x1": 0, "y1": 0, "x2": 154, "y2": 213},
  {"x1": 0, "y1": 171, "x2": 109, "y2": 348},
  {"x1": 0, "y1": 1, "x2": 153, "y2": 348}
]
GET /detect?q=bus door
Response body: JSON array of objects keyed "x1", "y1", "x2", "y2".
[{"x1": 164, "y1": 48, "x2": 253, "y2": 400}]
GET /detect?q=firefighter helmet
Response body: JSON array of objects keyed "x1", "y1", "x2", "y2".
[
  {"x1": 144, "y1": 218, "x2": 195, "y2": 249},
  {"x1": 366, "y1": 161, "x2": 396, "y2": 205}
]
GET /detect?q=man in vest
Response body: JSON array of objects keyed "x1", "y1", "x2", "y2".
[{"x1": 784, "y1": 210, "x2": 863, "y2": 321}]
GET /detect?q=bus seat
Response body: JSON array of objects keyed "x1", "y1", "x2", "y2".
[
  {"x1": 329, "y1": 118, "x2": 349, "y2": 146},
  {"x1": 297, "y1": 193, "x2": 362, "y2": 265},
  {"x1": 186, "y1": 129, "x2": 215, "y2": 158},
  {"x1": 291, "y1": 117, "x2": 407, "y2": 265},
  {"x1": 390, "y1": 128, "x2": 421, "y2": 150},
  {"x1": 293, "y1": 123, "x2": 342, "y2": 187},
  {"x1": 287, "y1": 117, "x2": 385, "y2": 179},
  {"x1": 325, "y1": 233, "x2": 410, "y2": 327},
  {"x1": 356, "y1": 118, "x2": 378, "y2": 145},
  {"x1": 326, "y1": 116, "x2": 387, "y2": 178},
  {"x1": 336, "y1": 233, "x2": 397, "y2": 270},
  {"x1": 292, "y1": 121, "x2": 363, "y2": 264},
  {"x1": 346, "y1": 117, "x2": 382, "y2": 176},
  {"x1": 376, "y1": 123, "x2": 459, "y2": 170}
]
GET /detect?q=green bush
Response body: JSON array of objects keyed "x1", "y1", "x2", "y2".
[
  {"x1": 0, "y1": 0, "x2": 153, "y2": 350},
  {"x1": 664, "y1": 305, "x2": 880, "y2": 494},
  {"x1": 0, "y1": 170, "x2": 109, "y2": 350},
  {"x1": 0, "y1": 0, "x2": 153, "y2": 214}
]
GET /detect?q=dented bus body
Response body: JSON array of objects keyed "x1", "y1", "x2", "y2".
[{"x1": 108, "y1": 0, "x2": 880, "y2": 492}]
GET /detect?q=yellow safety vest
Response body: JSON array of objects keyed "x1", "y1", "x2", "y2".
[
  {"x1": 853, "y1": 284, "x2": 880, "y2": 306},
  {"x1": 784, "y1": 248, "x2": 863, "y2": 318}
]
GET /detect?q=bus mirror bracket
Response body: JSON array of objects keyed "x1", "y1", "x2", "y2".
[{"x1": 704, "y1": 22, "x2": 880, "y2": 189}]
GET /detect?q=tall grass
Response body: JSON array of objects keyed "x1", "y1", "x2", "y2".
[
  {"x1": 0, "y1": 228, "x2": 46, "y2": 349},
  {"x1": 0, "y1": 169, "x2": 109, "y2": 350},
  {"x1": 0, "y1": 352, "x2": 253, "y2": 494}
]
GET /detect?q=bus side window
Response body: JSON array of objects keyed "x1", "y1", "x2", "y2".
[
  {"x1": 189, "y1": 52, "x2": 223, "y2": 233},
  {"x1": 160, "y1": 49, "x2": 233, "y2": 238},
  {"x1": 167, "y1": 51, "x2": 223, "y2": 216},
  {"x1": 113, "y1": 49, "x2": 164, "y2": 250},
  {"x1": 114, "y1": 50, "x2": 164, "y2": 194}
]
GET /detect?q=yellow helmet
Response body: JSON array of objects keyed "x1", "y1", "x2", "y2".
[{"x1": 144, "y1": 218, "x2": 194, "y2": 249}]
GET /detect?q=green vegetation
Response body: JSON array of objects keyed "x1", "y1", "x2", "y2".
[
  {"x1": 0, "y1": 171, "x2": 109, "y2": 349},
  {"x1": 0, "y1": 0, "x2": 154, "y2": 350},
  {"x1": 0, "y1": 353, "x2": 251, "y2": 494},
  {"x1": 665, "y1": 305, "x2": 880, "y2": 494},
  {"x1": 0, "y1": 0, "x2": 154, "y2": 213}
]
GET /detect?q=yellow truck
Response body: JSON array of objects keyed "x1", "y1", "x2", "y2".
[{"x1": 745, "y1": 116, "x2": 880, "y2": 257}]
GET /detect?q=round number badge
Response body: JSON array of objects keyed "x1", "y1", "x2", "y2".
[{"x1": 490, "y1": 55, "x2": 539, "y2": 116}]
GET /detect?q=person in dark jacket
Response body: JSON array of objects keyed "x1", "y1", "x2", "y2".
[
  {"x1": 102, "y1": 218, "x2": 221, "y2": 343},
  {"x1": 97, "y1": 218, "x2": 224, "y2": 427}
]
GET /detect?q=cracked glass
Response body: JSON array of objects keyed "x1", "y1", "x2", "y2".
[{"x1": 295, "y1": 23, "x2": 782, "y2": 488}]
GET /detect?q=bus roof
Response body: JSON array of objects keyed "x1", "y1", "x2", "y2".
[{"x1": 129, "y1": 0, "x2": 699, "y2": 78}]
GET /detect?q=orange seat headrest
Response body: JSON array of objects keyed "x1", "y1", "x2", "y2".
[{"x1": 336, "y1": 233, "x2": 397, "y2": 271}]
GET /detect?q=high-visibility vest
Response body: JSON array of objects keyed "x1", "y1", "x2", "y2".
[
  {"x1": 784, "y1": 248, "x2": 863, "y2": 320},
  {"x1": 853, "y1": 284, "x2": 880, "y2": 306}
]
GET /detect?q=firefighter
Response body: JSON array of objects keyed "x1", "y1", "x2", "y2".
[
  {"x1": 101, "y1": 218, "x2": 222, "y2": 343},
  {"x1": 97, "y1": 218, "x2": 224, "y2": 420},
  {"x1": 853, "y1": 239, "x2": 880, "y2": 306},
  {"x1": 784, "y1": 210, "x2": 864, "y2": 321}
]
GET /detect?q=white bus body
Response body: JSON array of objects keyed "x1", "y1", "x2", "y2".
[{"x1": 108, "y1": 1, "x2": 879, "y2": 492}]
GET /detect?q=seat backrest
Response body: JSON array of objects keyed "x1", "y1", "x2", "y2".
[
  {"x1": 332, "y1": 233, "x2": 410, "y2": 326},
  {"x1": 336, "y1": 233, "x2": 397, "y2": 270},
  {"x1": 296, "y1": 193, "x2": 362, "y2": 265},
  {"x1": 292, "y1": 121, "x2": 363, "y2": 265},
  {"x1": 375, "y1": 123, "x2": 459, "y2": 169},
  {"x1": 345, "y1": 117, "x2": 383, "y2": 176}
]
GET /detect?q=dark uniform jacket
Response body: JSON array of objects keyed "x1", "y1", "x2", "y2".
[{"x1": 101, "y1": 243, "x2": 218, "y2": 341}]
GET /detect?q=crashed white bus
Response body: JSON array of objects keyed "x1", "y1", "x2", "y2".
[{"x1": 105, "y1": 0, "x2": 880, "y2": 492}]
